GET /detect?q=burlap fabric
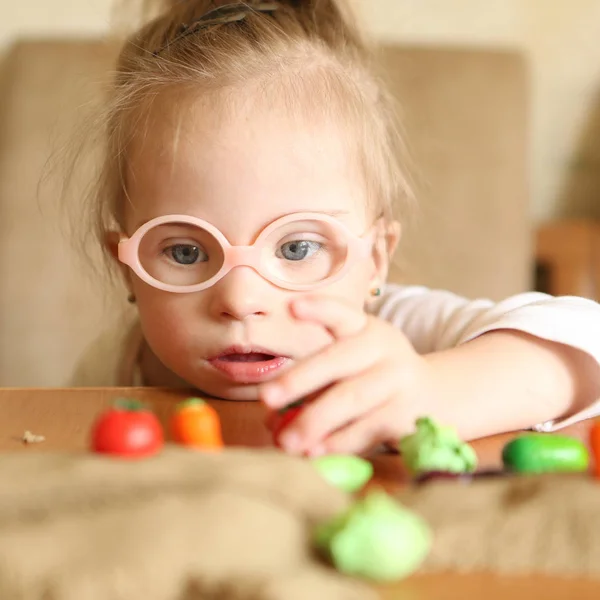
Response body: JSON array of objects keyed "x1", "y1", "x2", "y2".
[
  {"x1": 399, "y1": 473, "x2": 600, "y2": 579},
  {"x1": 0, "y1": 448, "x2": 376, "y2": 600}
]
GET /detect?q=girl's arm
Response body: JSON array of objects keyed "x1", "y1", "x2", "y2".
[
  {"x1": 261, "y1": 287, "x2": 600, "y2": 454},
  {"x1": 373, "y1": 284, "x2": 600, "y2": 436},
  {"x1": 423, "y1": 329, "x2": 600, "y2": 440}
]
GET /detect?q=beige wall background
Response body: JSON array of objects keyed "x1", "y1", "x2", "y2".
[{"x1": 2, "y1": 0, "x2": 600, "y2": 222}]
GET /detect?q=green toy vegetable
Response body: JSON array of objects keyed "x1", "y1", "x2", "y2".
[
  {"x1": 314, "y1": 490, "x2": 431, "y2": 582},
  {"x1": 502, "y1": 433, "x2": 589, "y2": 474},
  {"x1": 311, "y1": 455, "x2": 373, "y2": 493},
  {"x1": 399, "y1": 417, "x2": 477, "y2": 476}
]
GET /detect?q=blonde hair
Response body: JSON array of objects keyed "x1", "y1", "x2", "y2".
[{"x1": 72, "y1": 0, "x2": 412, "y2": 269}]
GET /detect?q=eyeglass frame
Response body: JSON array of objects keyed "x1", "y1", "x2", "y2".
[{"x1": 117, "y1": 212, "x2": 378, "y2": 294}]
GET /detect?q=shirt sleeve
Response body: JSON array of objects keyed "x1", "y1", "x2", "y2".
[{"x1": 370, "y1": 283, "x2": 600, "y2": 431}]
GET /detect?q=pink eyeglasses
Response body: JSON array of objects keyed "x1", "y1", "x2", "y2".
[{"x1": 117, "y1": 212, "x2": 375, "y2": 293}]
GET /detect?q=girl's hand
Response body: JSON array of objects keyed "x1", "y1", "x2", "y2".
[{"x1": 260, "y1": 296, "x2": 437, "y2": 456}]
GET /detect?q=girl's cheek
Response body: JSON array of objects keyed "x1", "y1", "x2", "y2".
[
  {"x1": 135, "y1": 297, "x2": 193, "y2": 345},
  {"x1": 134, "y1": 286, "x2": 193, "y2": 314}
]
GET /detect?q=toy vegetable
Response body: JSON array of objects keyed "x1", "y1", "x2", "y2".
[
  {"x1": 502, "y1": 433, "x2": 589, "y2": 474},
  {"x1": 272, "y1": 400, "x2": 305, "y2": 449},
  {"x1": 399, "y1": 417, "x2": 477, "y2": 476},
  {"x1": 314, "y1": 490, "x2": 431, "y2": 582},
  {"x1": 91, "y1": 399, "x2": 164, "y2": 458},
  {"x1": 171, "y1": 398, "x2": 223, "y2": 450},
  {"x1": 311, "y1": 454, "x2": 374, "y2": 493}
]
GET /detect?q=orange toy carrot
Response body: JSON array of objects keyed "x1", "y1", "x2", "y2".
[
  {"x1": 590, "y1": 419, "x2": 600, "y2": 478},
  {"x1": 171, "y1": 398, "x2": 224, "y2": 450}
]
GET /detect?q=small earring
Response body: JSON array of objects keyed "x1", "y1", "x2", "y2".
[
  {"x1": 127, "y1": 293, "x2": 136, "y2": 304},
  {"x1": 371, "y1": 287, "x2": 381, "y2": 297}
]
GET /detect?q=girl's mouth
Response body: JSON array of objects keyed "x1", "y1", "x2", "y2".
[
  {"x1": 219, "y1": 353, "x2": 275, "y2": 363},
  {"x1": 207, "y1": 347, "x2": 290, "y2": 383}
]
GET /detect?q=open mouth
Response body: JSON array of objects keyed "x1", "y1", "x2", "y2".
[
  {"x1": 208, "y1": 348, "x2": 290, "y2": 383},
  {"x1": 219, "y1": 353, "x2": 276, "y2": 363}
]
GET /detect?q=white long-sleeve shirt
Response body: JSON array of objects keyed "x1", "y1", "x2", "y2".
[{"x1": 71, "y1": 284, "x2": 600, "y2": 431}]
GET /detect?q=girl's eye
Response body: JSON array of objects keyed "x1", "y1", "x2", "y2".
[
  {"x1": 166, "y1": 244, "x2": 205, "y2": 265},
  {"x1": 277, "y1": 240, "x2": 322, "y2": 261}
]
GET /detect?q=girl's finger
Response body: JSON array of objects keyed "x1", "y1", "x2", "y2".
[
  {"x1": 277, "y1": 364, "x2": 398, "y2": 454},
  {"x1": 314, "y1": 402, "x2": 399, "y2": 456},
  {"x1": 291, "y1": 296, "x2": 369, "y2": 340},
  {"x1": 261, "y1": 330, "x2": 384, "y2": 410}
]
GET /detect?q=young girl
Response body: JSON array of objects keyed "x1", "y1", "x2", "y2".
[{"x1": 73, "y1": 0, "x2": 600, "y2": 456}]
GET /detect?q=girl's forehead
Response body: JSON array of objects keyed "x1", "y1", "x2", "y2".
[{"x1": 124, "y1": 98, "x2": 370, "y2": 236}]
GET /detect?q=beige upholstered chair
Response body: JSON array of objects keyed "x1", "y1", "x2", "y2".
[{"x1": 0, "y1": 40, "x2": 530, "y2": 387}]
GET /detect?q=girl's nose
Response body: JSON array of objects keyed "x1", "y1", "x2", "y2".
[{"x1": 208, "y1": 267, "x2": 274, "y2": 321}]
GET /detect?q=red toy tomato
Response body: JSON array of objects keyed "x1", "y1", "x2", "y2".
[
  {"x1": 91, "y1": 399, "x2": 164, "y2": 458},
  {"x1": 272, "y1": 405, "x2": 304, "y2": 449}
]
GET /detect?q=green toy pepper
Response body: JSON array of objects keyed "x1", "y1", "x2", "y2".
[{"x1": 311, "y1": 454, "x2": 374, "y2": 493}]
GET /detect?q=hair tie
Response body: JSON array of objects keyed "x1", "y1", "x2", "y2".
[{"x1": 154, "y1": 2, "x2": 280, "y2": 55}]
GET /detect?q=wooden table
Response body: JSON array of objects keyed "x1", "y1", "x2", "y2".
[{"x1": 1, "y1": 387, "x2": 600, "y2": 599}]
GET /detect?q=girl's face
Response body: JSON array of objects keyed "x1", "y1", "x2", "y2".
[{"x1": 118, "y1": 94, "x2": 396, "y2": 400}]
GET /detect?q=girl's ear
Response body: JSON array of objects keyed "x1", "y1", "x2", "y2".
[
  {"x1": 105, "y1": 231, "x2": 120, "y2": 262},
  {"x1": 104, "y1": 231, "x2": 134, "y2": 293},
  {"x1": 370, "y1": 219, "x2": 401, "y2": 289},
  {"x1": 385, "y1": 220, "x2": 401, "y2": 258}
]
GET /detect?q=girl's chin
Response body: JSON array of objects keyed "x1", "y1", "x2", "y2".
[
  {"x1": 184, "y1": 377, "x2": 262, "y2": 402},
  {"x1": 208, "y1": 388, "x2": 261, "y2": 402}
]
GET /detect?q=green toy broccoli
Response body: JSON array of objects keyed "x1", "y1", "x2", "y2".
[
  {"x1": 399, "y1": 417, "x2": 477, "y2": 476},
  {"x1": 314, "y1": 490, "x2": 431, "y2": 582}
]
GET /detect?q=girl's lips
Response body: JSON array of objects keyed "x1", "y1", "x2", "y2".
[{"x1": 207, "y1": 354, "x2": 290, "y2": 383}]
